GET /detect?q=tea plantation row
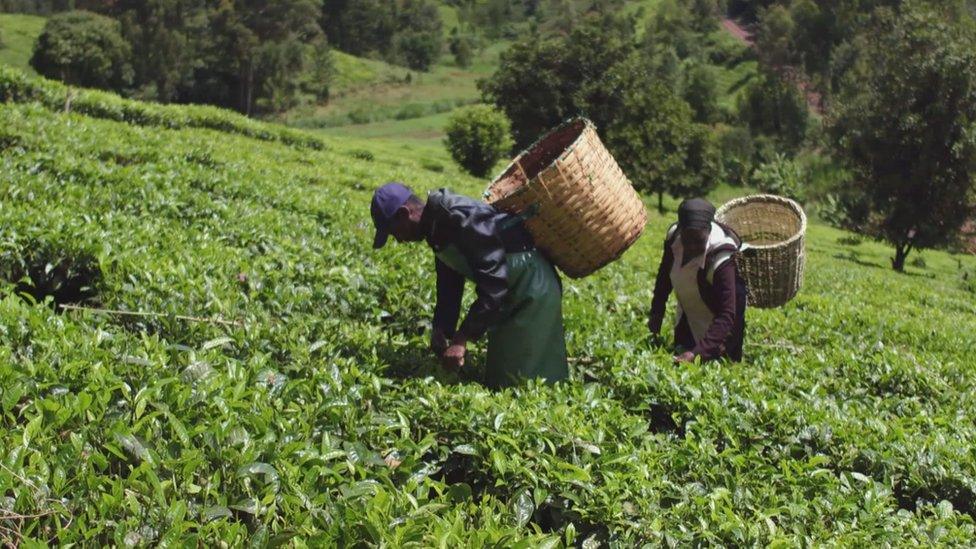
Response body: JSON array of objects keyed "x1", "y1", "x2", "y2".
[{"x1": 1, "y1": 68, "x2": 976, "y2": 546}]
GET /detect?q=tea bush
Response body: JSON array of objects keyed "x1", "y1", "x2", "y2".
[{"x1": 1, "y1": 68, "x2": 975, "y2": 545}]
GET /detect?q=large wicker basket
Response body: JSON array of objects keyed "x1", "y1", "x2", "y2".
[
  {"x1": 484, "y1": 119, "x2": 647, "y2": 278},
  {"x1": 715, "y1": 194, "x2": 807, "y2": 308}
]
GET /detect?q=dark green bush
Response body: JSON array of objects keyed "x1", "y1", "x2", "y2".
[{"x1": 444, "y1": 105, "x2": 513, "y2": 178}]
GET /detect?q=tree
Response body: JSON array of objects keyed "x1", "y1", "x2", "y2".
[
  {"x1": 187, "y1": 0, "x2": 332, "y2": 114},
  {"x1": 828, "y1": 4, "x2": 976, "y2": 271},
  {"x1": 394, "y1": 0, "x2": 443, "y2": 71},
  {"x1": 689, "y1": 0, "x2": 719, "y2": 33},
  {"x1": 323, "y1": 0, "x2": 397, "y2": 57},
  {"x1": 755, "y1": 4, "x2": 796, "y2": 69},
  {"x1": 604, "y1": 59, "x2": 716, "y2": 213},
  {"x1": 444, "y1": 105, "x2": 514, "y2": 177},
  {"x1": 717, "y1": 126, "x2": 755, "y2": 186},
  {"x1": 480, "y1": 12, "x2": 636, "y2": 148},
  {"x1": 681, "y1": 61, "x2": 719, "y2": 123},
  {"x1": 738, "y1": 69, "x2": 808, "y2": 153},
  {"x1": 30, "y1": 10, "x2": 132, "y2": 90},
  {"x1": 644, "y1": 0, "x2": 696, "y2": 59},
  {"x1": 449, "y1": 31, "x2": 474, "y2": 68}
]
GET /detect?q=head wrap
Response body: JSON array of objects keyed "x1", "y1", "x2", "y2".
[{"x1": 677, "y1": 198, "x2": 716, "y2": 231}]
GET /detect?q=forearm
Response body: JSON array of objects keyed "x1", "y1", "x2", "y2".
[{"x1": 692, "y1": 263, "x2": 737, "y2": 359}]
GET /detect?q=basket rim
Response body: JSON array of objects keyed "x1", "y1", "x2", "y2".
[
  {"x1": 715, "y1": 194, "x2": 807, "y2": 250},
  {"x1": 483, "y1": 117, "x2": 594, "y2": 200}
]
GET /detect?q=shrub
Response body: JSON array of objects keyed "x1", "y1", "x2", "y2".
[
  {"x1": 751, "y1": 153, "x2": 805, "y2": 200},
  {"x1": 449, "y1": 33, "x2": 474, "y2": 68},
  {"x1": 444, "y1": 105, "x2": 513, "y2": 178},
  {"x1": 30, "y1": 10, "x2": 132, "y2": 91},
  {"x1": 716, "y1": 126, "x2": 754, "y2": 186},
  {"x1": 352, "y1": 149, "x2": 375, "y2": 162}
]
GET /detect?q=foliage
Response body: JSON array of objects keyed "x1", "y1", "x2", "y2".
[
  {"x1": 717, "y1": 125, "x2": 755, "y2": 186},
  {"x1": 444, "y1": 104, "x2": 513, "y2": 178},
  {"x1": 681, "y1": 61, "x2": 719, "y2": 123},
  {"x1": 828, "y1": 3, "x2": 976, "y2": 271},
  {"x1": 605, "y1": 67, "x2": 718, "y2": 212},
  {"x1": 323, "y1": 0, "x2": 443, "y2": 71},
  {"x1": 480, "y1": 12, "x2": 637, "y2": 149},
  {"x1": 754, "y1": 4, "x2": 795, "y2": 68},
  {"x1": 323, "y1": 0, "x2": 397, "y2": 57},
  {"x1": 738, "y1": 69, "x2": 808, "y2": 153},
  {"x1": 0, "y1": 67, "x2": 975, "y2": 545},
  {"x1": 751, "y1": 153, "x2": 804, "y2": 200},
  {"x1": 29, "y1": 10, "x2": 132, "y2": 90},
  {"x1": 449, "y1": 31, "x2": 474, "y2": 68},
  {"x1": 644, "y1": 0, "x2": 697, "y2": 59}
]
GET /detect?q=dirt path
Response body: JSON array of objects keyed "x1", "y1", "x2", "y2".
[{"x1": 721, "y1": 18, "x2": 753, "y2": 45}]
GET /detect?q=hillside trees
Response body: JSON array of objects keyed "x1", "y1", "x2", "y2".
[
  {"x1": 394, "y1": 0, "x2": 443, "y2": 70},
  {"x1": 483, "y1": 14, "x2": 720, "y2": 210},
  {"x1": 0, "y1": 0, "x2": 72, "y2": 13},
  {"x1": 738, "y1": 69, "x2": 808, "y2": 153},
  {"x1": 322, "y1": 0, "x2": 443, "y2": 70},
  {"x1": 606, "y1": 69, "x2": 719, "y2": 212},
  {"x1": 828, "y1": 3, "x2": 976, "y2": 271},
  {"x1": 322, "y1": 0, "x2": 396, "y2": 57},
  {"x1": 480, "y1": 12, "x2": 636, "y2": 149},
  {"x1": 23, "y1": 1, "x2": 334, "y2": 114},
  {"x1": 30, "y1": 10, "x2": 132, "y2": 90}
]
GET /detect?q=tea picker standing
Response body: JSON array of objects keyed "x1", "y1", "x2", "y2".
[
  {"x1": 648, "y1": 198, "x2": 747, "y2": 363},
  {"x1": 370, "y1": 182, "x2": 568, "y2": 388}
]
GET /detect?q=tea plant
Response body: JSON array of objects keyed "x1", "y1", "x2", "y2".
[{"x1": 1, "y1": 67, "x2": 975, "y2": 545}]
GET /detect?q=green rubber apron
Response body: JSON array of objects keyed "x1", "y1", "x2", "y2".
[{"x1": 435, "y1": 245, "x2": 568, "y2": 388}]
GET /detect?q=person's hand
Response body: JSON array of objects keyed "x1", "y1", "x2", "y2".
[
  {"x1": 441, "y1": 343, "x2": 466, "y2": 370},
  {"x1": 647, "y1": 314, "x2": 663, "y2": 336},
  {"x1": 673, "y1": 351, "x2": 696, "y2": 364},
  {"x1": 430, "y1": 329, "x2": 449, "y2": 355}
]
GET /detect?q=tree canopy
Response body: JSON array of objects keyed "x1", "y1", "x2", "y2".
[{"x1": 828, "y1": 2, "x2": 976, "y2": 270}]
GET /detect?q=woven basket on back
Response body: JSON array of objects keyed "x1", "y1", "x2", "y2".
[
  {"x1": 715, "y1": 194, "x2": 807, "y2": 309},
  {"x1": 484, "y1": 118, "x2": 647, "y2": 278}
]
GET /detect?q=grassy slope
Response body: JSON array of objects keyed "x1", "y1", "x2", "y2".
[
  {"x1": 2, "y1": 70, "x2": 976, "y2": 544},
  {"x1": 304, "y1": 3, "x2": 758, "y2": 148},
  {"x1": 0, "y1": 13, "x2": 44, "y2": 75}
]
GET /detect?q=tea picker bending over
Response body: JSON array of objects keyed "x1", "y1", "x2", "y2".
[
  {"x1": 648, "y1": 198, "x2": 747, "y2": 364},
  {"x1": 370, "y1": 182, "x2": 568, "y2": 388}
]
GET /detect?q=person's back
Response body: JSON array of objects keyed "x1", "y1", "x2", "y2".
[{"x1": 371, "y1": 183, "x2": 568, "y2": 387}]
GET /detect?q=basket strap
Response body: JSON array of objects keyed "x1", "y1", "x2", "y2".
[{"x1": 498, "y1": 203, "x2": 540, "y2": 230}]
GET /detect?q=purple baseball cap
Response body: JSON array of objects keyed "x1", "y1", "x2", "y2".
[{"x1": 370, "y1": 182, "x2": 414, "y2": 249}]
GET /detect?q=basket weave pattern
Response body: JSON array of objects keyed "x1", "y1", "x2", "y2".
[
  {"x1": 485, "y1": 119, "x2": 647, "y2": 278},
  {"x1": 715, "y1": 194, "x2": 807, "y2": 308}
]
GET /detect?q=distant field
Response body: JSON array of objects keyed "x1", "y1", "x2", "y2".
[
  {"x1": 280, "y1": 42, "x2": 507, "y2": 134},
  {"x1": 0, "y1": 13, "x2": 45, "y2": 75}
]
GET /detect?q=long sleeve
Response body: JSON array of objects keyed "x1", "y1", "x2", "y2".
[
  {"x1": 648, "y1": 242, "x2": 674, "y2": 333},
  {"x1": 455, "y1": 224, "x2": 508, "y2": 341},
  {"x1": 432, "y1": 257, "x2": 464, "y2": 335},
  {"x1": 692, "y1": 260, "x2": 737, "y2": 360}
]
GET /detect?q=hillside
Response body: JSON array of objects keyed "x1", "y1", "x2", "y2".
[
  {"x1": 294, "y1": 0, "x2": 759, "y2": 146},
  {"x1": 0, "y1": 13, "x2": 44, "y2": 75},
  {"x1": 1, "y1": 68, "x2": 976, "y2": 545}
]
